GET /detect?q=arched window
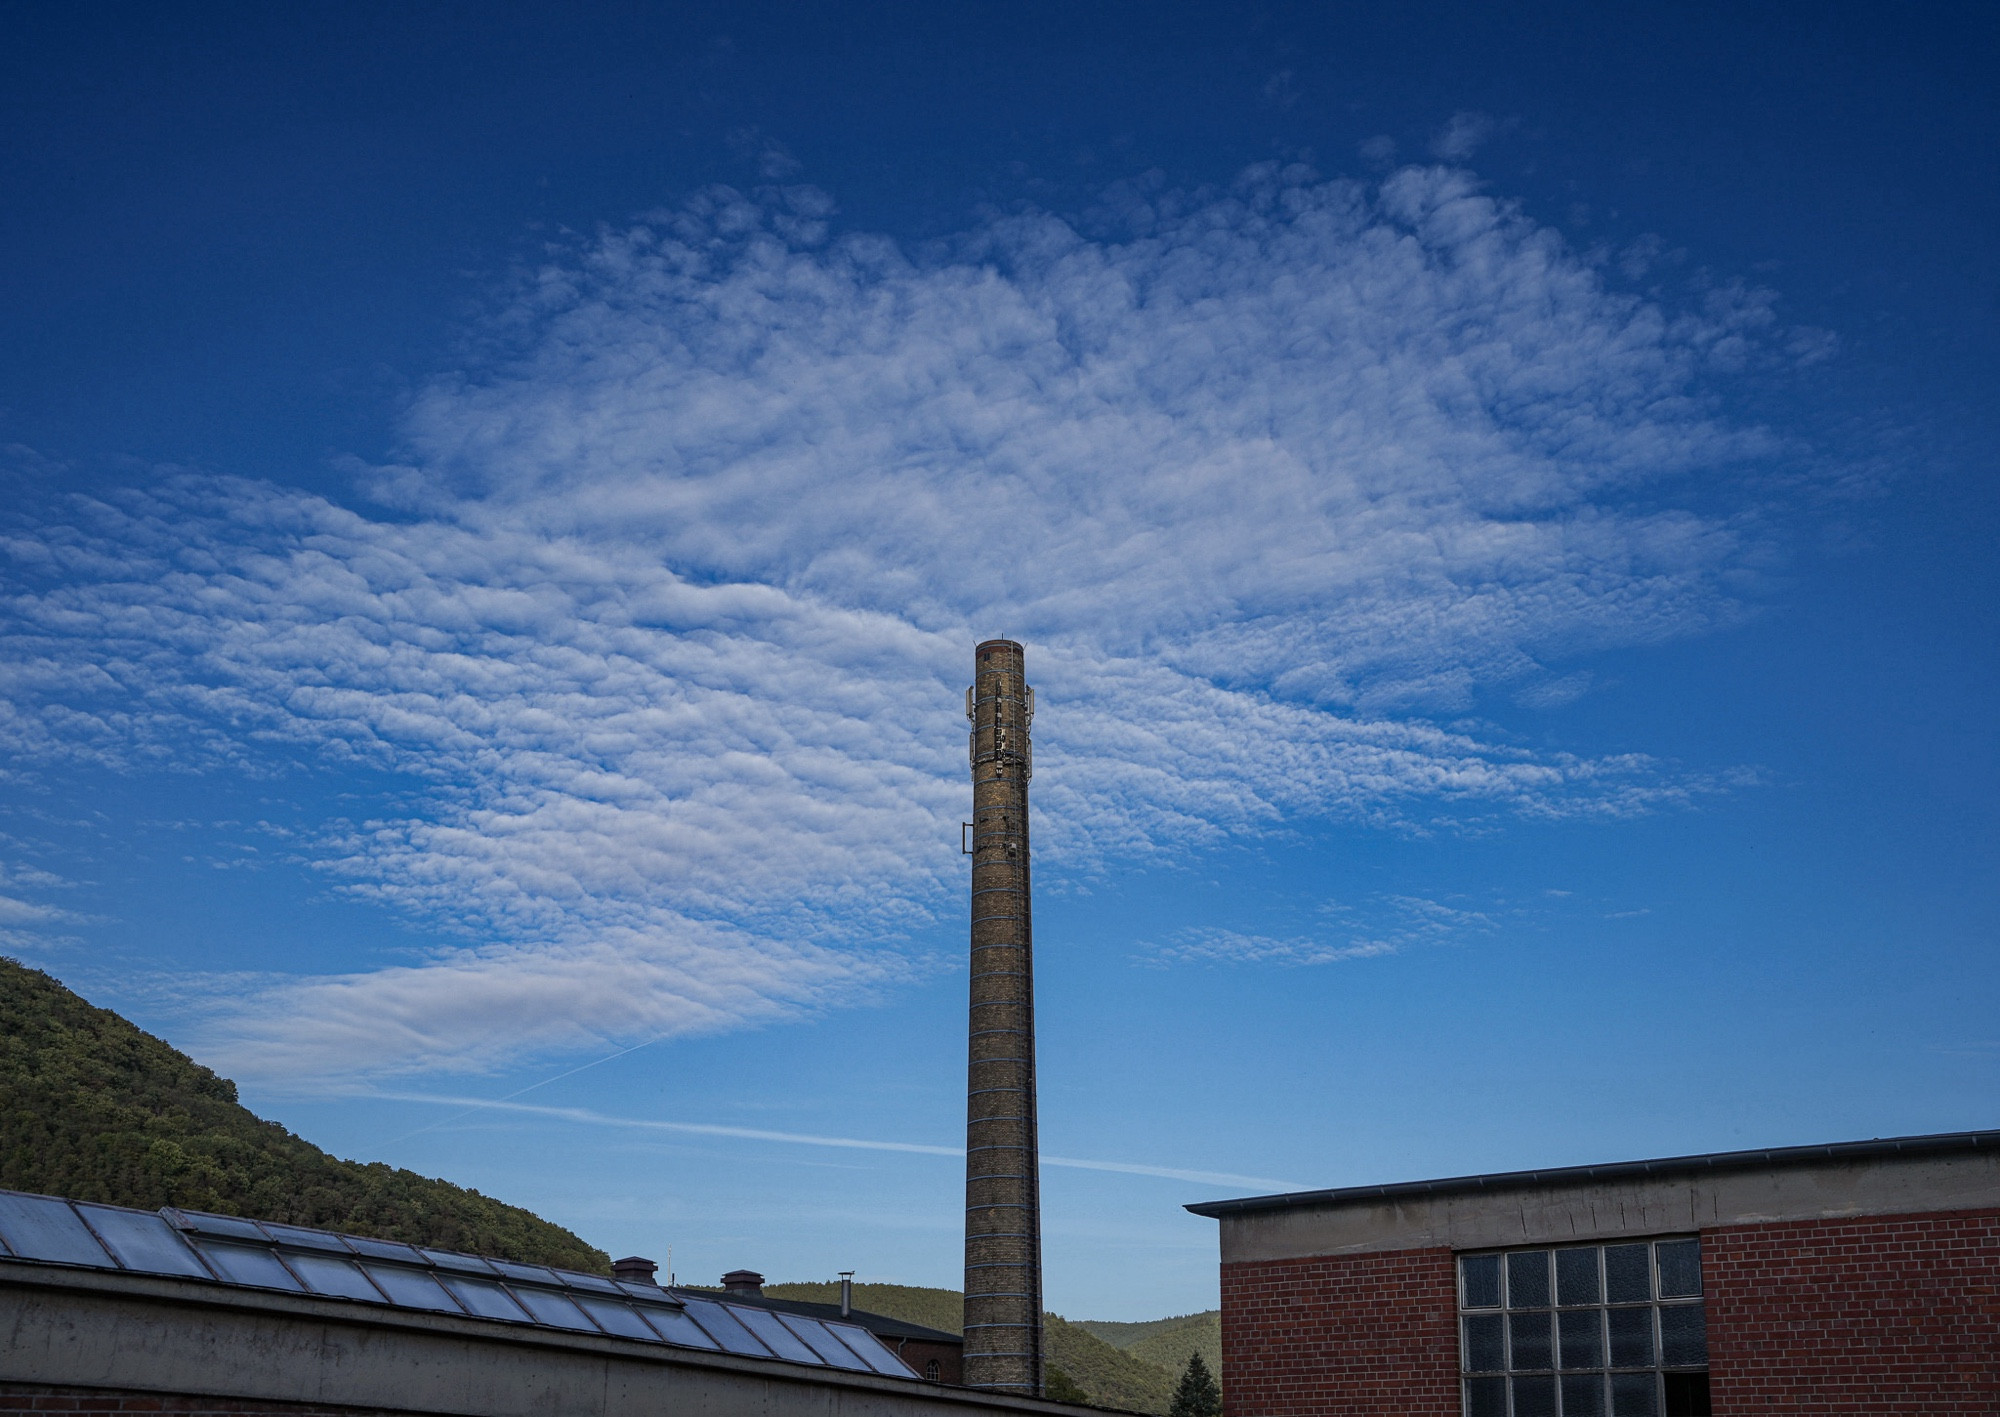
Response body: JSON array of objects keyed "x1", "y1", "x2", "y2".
[{"x1": 925, "y1": 1360, "x2": 942, "y2": 1381}]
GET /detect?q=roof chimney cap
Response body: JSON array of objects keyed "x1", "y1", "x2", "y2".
[
  {"x1": 612, "y1": 1256, "x2": 659, "y2": 1285},
  {"x1": 720, "y1": 1268, "x2": 766, "y2": 1296}
]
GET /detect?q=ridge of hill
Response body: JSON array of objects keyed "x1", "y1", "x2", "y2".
[
  {"x1": 1076, "y1": 1311, "x2": 1223, "y2": 1382},
  {"x1": 764, "y1": 1281, "x2": 1184, "y2": 1414},
  {"x1": 0, "y1": 956, "x2": 607, "y2": 1272},
  {"x1": 761, "y1": 1280, "x2": 963, "y2": 1335}
]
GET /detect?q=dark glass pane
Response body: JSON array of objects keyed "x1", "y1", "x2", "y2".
[
  {"x1": 510, "y1": 1285, "x2": 598, "y2": 1331},
  {"x1": 259, "y1": 1222, "x2": 351, "y2": 1255},
  {"x1": 1513, "y1": 1374, "x2": 1557, "y2": 1417},
  {"x1": 1556, "y1": 1248, "x2": 1602, "y2": 1306},
  {"x1": 1464, "y1": 1313, "x2": 1506, "y2": 1372},
  {"x1": 1509, "y1": 1250, "x2": 1552, "y2": 1308},
  {"x1": 778, "y1": 1314, "x2": 869, "y2": 1368},
  {"x1": 1510, "y1": 1310, "x2": 1554, "y2": 1370},
  {"x1": 343, "y1": 1234, "x2": 425, "y2": 1265},
  {"x1": 642, "y1": 1304, "x2": 726, "y2": 1351},
  {"x1": 490, "y1": 1259, "x2": 560, "y2": 1286},
  {"x1": 1611, "y1": 1372, "x2": 1659, "y2": 1417},
  {"x1": 362, "y1": 1263, "x2": 463, "y2": 1313},
  {"x1": 1463, "y1": 1254, "x2": 1503, "y2": 1308},
  {"x1": 679, "y1": 1297, "x2": 772, "y2": 1356},
  {"x1": 286, "y1": 1251, "x2": 385, "y2": 1302},
  {"x1": 732, "y1": 1305, "x2": 824, "y2": 1363},
  {"x1": 1607, "y1": 1307, "x2": 1655, "y2": 1368},
  {"x1": 1661, "y1": 1372, "x2": 1712, "y2": 1417},
  {"x1": 75, "y1": 1205, "x2": 208, "y2": 1279},
  {"x1": 829, "y1": 1320, "x2": 917, "y2": 1377},
  {"x1": 556, "y1": 1270, "x2": 623, "y2": 1294},
  {"x1": 421, "y1": 1247, "x2": 498, "y2": 1276},
  {"x1": 1656, "y1": 1241, "x2": 1701, "y2": 1299},
  {"x1": 1605, "y1": 1245, "x2": 1652, "y2": 1303},
  {"x1": 168, "y1": 1208, "x2": 267, "y2": 1242},
  {"x1": 0, "y1": 1193, "x2": 113, "y2": 1267},
  {"x1": 193, "y1": 1240, "x2": 303, "y2": 1292},
  {"x1": 1467, "y1": 1376, "x2": 1508, "y2": 1417},
  {"x1": 1559, "y1": 1308, "x2": 1604, "y2": 1369},
  {"x1": 438, "y1": 1274, "x2": 531, "y2": 1322},
  {"x1": 1562, "y1": 1373, "x2": 1607, "y2": 1417},
  {"x1": 576, "y1": 1297, "x2": 660, "y2": 1342},
  {"x1": 1659, "y1": 1304, "x2": 1707, "y2": 1367}
]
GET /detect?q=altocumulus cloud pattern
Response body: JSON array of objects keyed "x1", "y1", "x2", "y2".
[{"x1": 1, "y1": 164, "x2": 1807, "y2": 1085}]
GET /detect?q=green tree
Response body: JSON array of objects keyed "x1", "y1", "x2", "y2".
[
  {"x1": 0, "y1": 956, "x2": 606, "y2": 1271},
  {"x1": 1046, "y1": 1363, "x2": 1092, "y2": 1404},
  {"x1": 1168, "y1": 1352, "x2": 1222, "y2": 1417}
]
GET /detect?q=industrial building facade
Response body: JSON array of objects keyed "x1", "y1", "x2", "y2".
[
  {"x1": 1188, "y1": 1130, "x2": 1999, "y2": 1417},
  {"x1": 0, "y1": 1188, "x2": 1069, "y2": 1417}
]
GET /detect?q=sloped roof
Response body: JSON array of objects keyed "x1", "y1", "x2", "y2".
[
  {"x1": 0, "y1": 1186, "x2": 916, "y2": 1380},
  {"x1": 717, "y1": 1290, "x2": 963, "y2": 1345}
]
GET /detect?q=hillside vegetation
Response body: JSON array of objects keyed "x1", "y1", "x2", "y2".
[
  {"x1": 0, "y1": 956, "x2": 607, "y2": 1272},
  {"x1": 766, "y1": 1281, "x2": 1199, "y2": 1414},
  {"x1": 1077, "y1": 1311, "x2": 1223, "y2": 1381},
  {"x1": 763, "y1": 1280, "x2": 964, "y2": 1334}
]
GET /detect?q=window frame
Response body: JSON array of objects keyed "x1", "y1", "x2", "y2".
[{"x1": 1456, "y1": 1235, "x2": 1708, "y2": 1417}]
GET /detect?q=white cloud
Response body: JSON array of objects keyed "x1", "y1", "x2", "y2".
[
  {"x1": 1431, "y1": 112, "x2": 1497, "y2": 161},
  {"x1": 1152, "y1": 892, "x2": 1494, "y2": 966},
  {"x1": 0, "y1": 163, "x2": 1816, "y2": 1083}
]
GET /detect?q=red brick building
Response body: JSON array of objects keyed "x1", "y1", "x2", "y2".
[{"x1": 1186, "y1": 1130, "x2": 1999, "y2": 1417}]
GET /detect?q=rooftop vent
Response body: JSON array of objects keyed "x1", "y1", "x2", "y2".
[
  {"x1": 721, "y1": 1268, "x2": 765, "y2": 1297},
  {"x1": 611, "y1": 1255, "x2": 658, "y2": 1285}
]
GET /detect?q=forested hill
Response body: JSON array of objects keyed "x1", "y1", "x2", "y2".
[
  {"x1": 0, "y1": 956, "x2": 607, "y2": 1272},
  {"x1": 1075, "y1": 1311, "x2": 1223, "y2": 1386},
  {"x1": 762, "y1": 1281, "x2": 1192, "y2": 1413}
]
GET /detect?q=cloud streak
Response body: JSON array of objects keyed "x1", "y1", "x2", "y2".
[
  {"x1": 378, "y1": 1092, "x2": 1304, "y2": 1191},
  {"x1": 1, "y1": 162, "x2": 1816, "y2": 1082}
]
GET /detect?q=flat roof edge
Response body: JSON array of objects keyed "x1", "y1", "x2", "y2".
[{"x1": 1183, "y1": 1129, "x2": 2000, "y2": 1219}]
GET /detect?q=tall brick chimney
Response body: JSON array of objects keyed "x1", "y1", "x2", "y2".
[{"x1": 961, "y1": 639, "x2": 1043, "y2": 1396}]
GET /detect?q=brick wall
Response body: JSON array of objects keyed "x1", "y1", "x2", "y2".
[
  {"x1": 0, "y1": 1386, "x2": 398, "y2": 1417},
  {"x1": 1704, "y1": 1207, "x2": 2000, "y2": 1414},
  {"x1": 1218, "y1": 1246, "x2": 1458, "y2": 1417},
  {"x1": 891, "y1": 1337, "x2": 965, "y2": 1385}
]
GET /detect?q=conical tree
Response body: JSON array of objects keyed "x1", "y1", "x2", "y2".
[{"x1": 1168, "y1": 1351, "x2": 1222, "y2": 1417}]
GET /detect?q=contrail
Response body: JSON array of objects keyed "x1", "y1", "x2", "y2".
[
  {"x1": 375, "y1": 1035, "x2": 672, "y2": 1148},
  {"x1": 376, "y1": 1092, "x2": 1302, "y2": 1191}
]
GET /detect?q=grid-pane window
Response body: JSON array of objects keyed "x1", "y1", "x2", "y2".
[{"x1": 1459, "y1": 1239, "x2": 1709, "y2": 1417}]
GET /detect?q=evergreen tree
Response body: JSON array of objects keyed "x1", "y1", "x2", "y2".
[{"x1": 1168, "y1": 1351, "x2": 1222, "y2": 1417}]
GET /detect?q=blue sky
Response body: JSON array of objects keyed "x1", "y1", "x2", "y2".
[{"x1": 1, "y1": 2, "x2": 1994, "y2": 1319}]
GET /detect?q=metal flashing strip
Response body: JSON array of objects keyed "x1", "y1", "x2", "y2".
[
  {"x1": 1184, "y1": 1129, "x2": 2000, "y2": 1218},
  {"x1": 0, "y1": 1188, "x2": 916, "y2": 1380}
]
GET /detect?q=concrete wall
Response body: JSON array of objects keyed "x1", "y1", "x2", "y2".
[
  {"x1": 1213, "y1": 1146, "x2": 2000, "y2": 1264},
  {"x1": 0, "y1": 1265, "x2": 1088, "y2": 1417}
]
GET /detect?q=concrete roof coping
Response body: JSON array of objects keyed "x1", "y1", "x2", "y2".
[
  {"x1": 0, "y1": 1259, "x2": 1110, "y2": 1416},
  {"x1": 1183, "y1": 1128, "x2": 2000, "y2": 1219}
]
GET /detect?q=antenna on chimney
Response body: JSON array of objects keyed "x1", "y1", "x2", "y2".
[{"x1": 962, "y1": 639, "x2": 1044, "y2": 1397}]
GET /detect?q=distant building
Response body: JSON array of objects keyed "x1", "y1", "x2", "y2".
[
  {"x1": 0, "y1": 1189, "x2": 1071, "y2": 1417},
  {"x1": 716, "y1": 1267, "x2": 966, "y2": 1384},
  {"x1": 1187, "y1": 1130, "x2": 1999, "y2": 1417}
]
